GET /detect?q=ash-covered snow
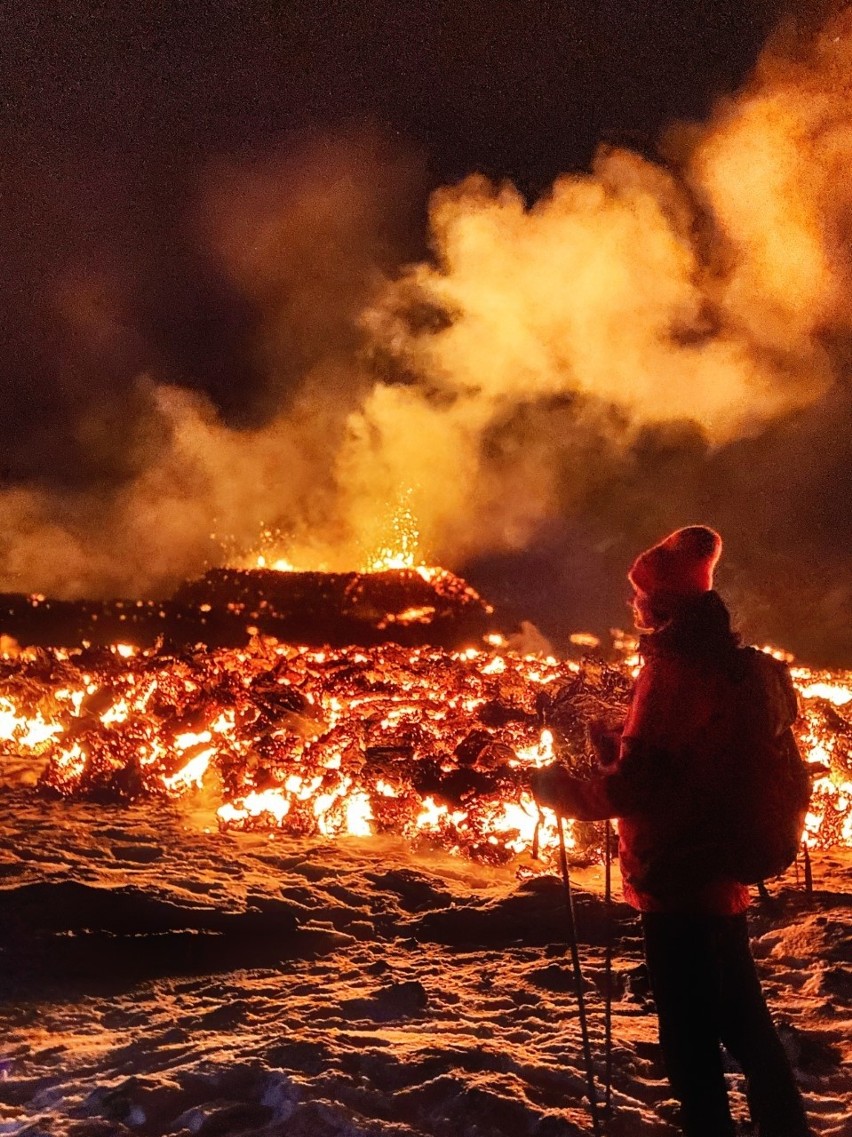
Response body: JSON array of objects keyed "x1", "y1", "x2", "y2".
[{"x1": 0, "y1": 780, "x2": 849, "y2": 1137}]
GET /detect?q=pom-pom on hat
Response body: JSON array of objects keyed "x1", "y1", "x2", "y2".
[{"x1": 629, "y1": 526, "x2": 722, "y2": 597}]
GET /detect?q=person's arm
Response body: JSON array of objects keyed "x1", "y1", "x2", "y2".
[
  {"x1": 531, "y1": 659, "x2": 681, "y2": 820},
  {"x1": 529, "y1": 765, "x2": 615, "y2": 821}
]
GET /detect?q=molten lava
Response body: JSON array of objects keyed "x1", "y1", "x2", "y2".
[{"x1": 0, "y1": 631, "x2": 850, "y2": 866}]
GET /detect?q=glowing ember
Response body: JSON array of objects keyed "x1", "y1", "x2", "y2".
[
  {"x1": 238, "y1": 496, "x2": 449, "y2": 581},
  {"x1": 378, "y1": 605, "x2": 436, "y2": 627},
  {"x1": 0, "y1": 633, "x2": 849, "y2": 866},
  {"x1": 255, "y1": 554, "x2": 297, "y2": 573},
  {"x1": 363, "y1": 497, "x2": 423, "y2": 573},
  {"x1": 570, "y1": 633, "x2": 601, "y2": 649},
  {"x1": 794, "y1": 678, "x2": 852, "y2": 707},
  {"x1": 0, "y1": 698, "x2": 62, "y2": 748}
]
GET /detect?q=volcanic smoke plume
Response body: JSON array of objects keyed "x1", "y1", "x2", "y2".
[{"x1": 1, "y1": 9, "x2": 851, "y2": 659}]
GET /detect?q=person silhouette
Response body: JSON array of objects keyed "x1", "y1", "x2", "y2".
[{"x1": 533, "y1": 527, "x2": 811, "y2": 1137}]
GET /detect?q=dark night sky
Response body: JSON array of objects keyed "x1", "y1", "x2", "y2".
[{"x1": 4, "y1": 2, "x2": 781, "y2": 191}]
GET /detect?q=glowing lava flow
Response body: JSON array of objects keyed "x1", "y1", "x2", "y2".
[
  {"x1": 0, "y1": 633, "x2": 850, "y2": 865},
  {"x1": 791, "y1": 665, "x2": 852, "y2": 849}
]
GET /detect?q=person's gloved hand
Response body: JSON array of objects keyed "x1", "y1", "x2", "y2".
[
  {"x1": 530, "y1": 763, "x2": 577, "y2": 814},
  {"x1": 588, "y1": 718, "x2": 623, "y2": 769}
]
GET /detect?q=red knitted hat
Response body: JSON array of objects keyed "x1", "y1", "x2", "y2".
[{"x1": 628, "y1": 526, "x2": 722, "y2": 597}]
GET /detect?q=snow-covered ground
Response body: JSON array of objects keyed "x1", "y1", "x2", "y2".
[{"x1": 0, "y1": 786, "x2": 849, "y2": 1137}]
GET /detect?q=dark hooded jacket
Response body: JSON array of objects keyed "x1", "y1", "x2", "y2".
[{"x1": 550, "y1": 591, "x2": 751, "y2": 914}]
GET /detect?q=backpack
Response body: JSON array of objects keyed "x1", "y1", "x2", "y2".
[
  {"x1": 722, "y1": 646, "x2": 813, "y2": 884},
  {"x1": 631, "y1": 645, "x2": 813, "y2": 898}
]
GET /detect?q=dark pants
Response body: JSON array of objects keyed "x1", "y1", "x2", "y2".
[{"x1": 642, "y1": 913, "x2": 811, "y2": 1137}]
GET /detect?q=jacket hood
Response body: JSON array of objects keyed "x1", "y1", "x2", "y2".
[{"x1": 640, "y1": 590, "x2": 740, "y2": 661}]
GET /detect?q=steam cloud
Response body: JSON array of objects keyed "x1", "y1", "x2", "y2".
[{"x1": 1, "y1": 9, "x2": 851, "y2": 661}]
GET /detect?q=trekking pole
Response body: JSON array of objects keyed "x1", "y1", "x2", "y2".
[
  {"x1": 597, "y1": 822, "x2": 619, "y2": 1129},
  {"x1": 557, "y1": 815, "x2": 602, "y2": 1137},
  {"x1": 801, "y1": 840, "x2": 814, "y2": 900}
]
